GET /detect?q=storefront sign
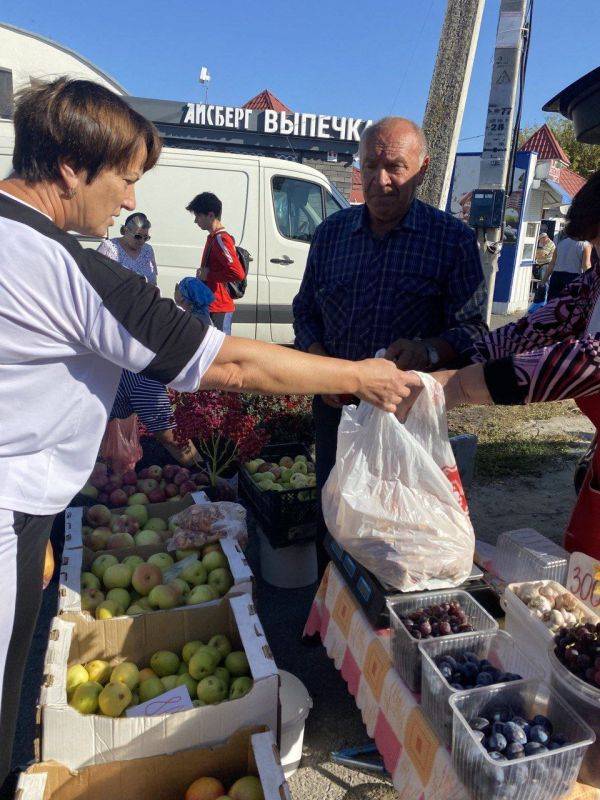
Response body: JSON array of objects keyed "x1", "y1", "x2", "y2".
[
  {"x1": 566, "y1": 551, "x2": 600, "y2": 613},
  {"x1": 181, "y1": 103, "x2": 371, "y2": 142}
]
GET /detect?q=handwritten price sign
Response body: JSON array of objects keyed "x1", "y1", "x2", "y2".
[
  {"x1": 566, "y1": 551, "x2": 600, "y2": 613},
  {"x1": 125, "y1": 685, "x2": 193, "y2": 718}
]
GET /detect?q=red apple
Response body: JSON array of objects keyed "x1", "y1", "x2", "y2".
[
  {"x1": 148, "y1": 488, "x2": 167, "y2": 503},
  {"x1": 179, "y1": 480, "x2": 196, "y2": 496},
  {"x1": 122, "y1": 470, "x2": 138, "y2": 486},
  {"x1": 147, "y1": 465, "x2": 163, "y2": 480},
  {"x1": 131, "y1": 563, "x2": 163, "y2": 596},
  {"x1": 164, "y1": 483, "x2": 179, "y2": 498},
  {"x1": 90, "y1": 472, "x2": 109, "y2": 489},
  {"x1": 97, "y1": 492, "x2": 109, "y2": 504},
  {"x1": 257, "y1": 463, "x2": 272, "y2": 473},
  {"x1": 173, "y1": 469, "x2": 191, "y2": 486},
  {"x1": 191, "y1": 472, "x2": 209, "y2": 486},
  {"x1": 109, "y1": 489, "x2": 128, "y2": 507},
  {"x1": 123, "y1": 485, "x2": 136, "y2": 497},
  {"x1": 138, "y1": 468, "x2": 150, "y2": 479},
  {"x1": 105, "y1": 480, "x2": 122, "y2": 495},
  {"x1": 162, "y1": 464, "x2": 179, "y2": 481},
  {"x1": 107, "y1": 532, "x2": 135, "y2": 549},
  {"x1": 85, "y1": 504, "x2": 112, "y2": 527},
  {"x1": 111, "y1": 515, "x2": 140, "y2": 535}
]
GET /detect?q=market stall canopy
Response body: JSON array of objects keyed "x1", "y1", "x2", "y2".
[{"x1": 543, "y1": 67, "x2": 600, "y2": 144}]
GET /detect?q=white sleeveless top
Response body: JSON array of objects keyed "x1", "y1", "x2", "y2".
[{"x1": 97, "y1": 238, "x2": 157, "y2": 284}]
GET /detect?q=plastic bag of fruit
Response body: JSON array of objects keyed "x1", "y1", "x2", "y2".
[
  {"x1": 99, "y1": 415, "x2": 142, "y2": 474},
  {"x1": 167, "y1": 501, "x2": 247, "y2": 550},
  {"x1": 323, "y1": 372, "x2": 474, "y2": 591}
]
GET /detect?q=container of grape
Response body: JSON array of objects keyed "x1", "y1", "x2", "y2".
[
  {"x1": 419, "y1": 630, "x2": 537, "y2": 748},
  {"x1": 388, "y1": 590, "x2": 498, "y2": 692},
  {"x1": 548, "y1": 623, "x2": 600, "y2": 788},
  {"x1": 450, "y1": 679, "x2": 595, "y2": 800}
]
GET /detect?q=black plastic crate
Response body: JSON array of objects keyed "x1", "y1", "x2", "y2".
[{"x1": 239, "y1": 442, "x2": 318, "y2": 548}]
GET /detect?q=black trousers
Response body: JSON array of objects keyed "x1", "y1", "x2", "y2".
[
  {"x1": 313, "y1": 396, "x2": 343, "y2": 577},
  {"x1": 0, "y1": 510, "x2": 54, "y2": 786}
]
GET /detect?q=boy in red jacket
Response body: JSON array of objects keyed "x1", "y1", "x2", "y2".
[{"x1": 186, "y1": 192, "x2": 246, "y2": 333}]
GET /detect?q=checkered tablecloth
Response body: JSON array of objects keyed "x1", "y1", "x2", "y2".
[{"x1": 304, "y1": 564, "x2": 599, "y2": 800}]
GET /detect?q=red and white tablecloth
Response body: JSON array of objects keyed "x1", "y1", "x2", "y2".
[{"x1": 304, "y1": 563, "x2": 599, "y2": 800}]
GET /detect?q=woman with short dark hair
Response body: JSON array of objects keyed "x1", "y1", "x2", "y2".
[
  {"x1": 98, "y1": 211, "x2": 157, "y2": 283},
  {"x1": 0, "y1": 77, "x2": 412, "y2": 783}
]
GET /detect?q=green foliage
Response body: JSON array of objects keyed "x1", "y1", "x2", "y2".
[{"x1": 520, "y1": 115, "x2": 600, "y2": 178}]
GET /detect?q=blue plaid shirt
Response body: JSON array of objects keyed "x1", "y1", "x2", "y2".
[{"x1": 293, "y1": 200, "x2": 487, "y2": 361}]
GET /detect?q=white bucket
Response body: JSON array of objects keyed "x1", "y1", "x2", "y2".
[
  {"x1": 279, "y1": 670, "x2": 313, "y2": 777},
  {"x1": 257, "y1": 529, "x2": 318, "y2": 588}
]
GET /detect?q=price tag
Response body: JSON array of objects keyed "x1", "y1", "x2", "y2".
[
  {"x1": 566, "y1": 551, "x2": 600, "y2": 613},
  {"x1": 125, "y1": 685, "x2": 193, "y2": 718}
]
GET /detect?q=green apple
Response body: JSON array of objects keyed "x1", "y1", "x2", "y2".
[
  {"x1": 150, "y1": 650, "x2": 180, "y2": 677},
  {"x1": 99, "y1": 681, "x2": 132, "y2": 716},
  {"x1": 225, "y1": 651, "x2": 250, "y2": 677},
  {"x1": 182, "y1": 640, "x2": 203, "y2": 663},
  {"x1": 139, "y1": 676, "x2": 165, "y2": 702},
  {"x1": 168, "y1": 578, "x2": 190, "y2": 599},
  {"x1": 290, "y1": 473, "x2": 308, "y2": 488},
  {"x1": 229, "y1": 775, "x2": 262, "y2": 800},
  {"x1": 279, "y1": 456, "x2": 294, "y2": 468},
  {"x1": 106, "y1": 587, "x2": 131, "y2": 610},
  {"x1": 126, "y1": 603, "x2": 147, "y2": 615},
  {"x1": 66, "y1": 664, "x2": 89, "y2": 698},
  {"x1": 95, "y1": 599, "x2": 123, "y2": 619},
  {"x1": 229, "y1": 676, "x2": 253, "y2": 700},
  {"x1": 81, "y1": 572, "x2": 101, "y2": 591},
  {"x1": 145, "y1": 517, "x2": 167, "y2": 532},
  {"x1": 110, "y1": 661, "x2": 140, "y2": 691},
  {"x1": 148, "y1": 584, "x2": 179, "y2": 610},
  {"x1": 188, "y1": 648, "x2": 219, "y2": 680},
  {"x1": 70, "y1": 680, "x2": 102, "y2": 714},
  {"x1": 291, "y1": 461, "x2": 308, "y2": 475},
  {"x1": 181, "y1": 562, "x2": 208, "y2": 586},
  {"x1": 134, "y1": 529, "x2": 162, "y2": 547},
  {"x1": 102, "y1": 563, "x2": 133, "y2": 590},
  {"x1": 208, "y1": 634, "x2": 232, "y2": 661},
  {"x1": 214, "y1": 666, "x2": 231, "y2": 688},
  {"x1": 187, "y1": 584, "x2": 218, "y2": 605},
  {"x1": 280, "y1": 468, "x2": 293, "y2": 482},
  {"x1": 127, "y1": 493, "x2": 149, "y2": 506},
  {"x1": 91, "y1": 554, "x2": 118, "y2": 580},
  {"x1": 122, "y1": 555, "x2": 145, "y2": 570},
  {"x1": 161, "y1": 675, "x2": 179, "y2": 692},
  {"x1": 85, "y1": 659, "x2": 111, "y2": 684},
  {"x1": 196, "y1": 675, "x2": 227, "y2": 704},
  {"x1": 208, "y1": 568, "x2": 234, "y2": 597},
  {"x1": 124, "y1": 504, "x2": 149, "y2": 527},
  {"x1": 202, "y1": 550, "x2": 228, "y2": 573},
  {"x1": 294, "y1": 455, "x2": 308, "y2": 463},
  {"x1": 147, "y1": 553, "x2": 174, "y2": 571},
  {"x1": 81, "y1": 588, "x2": 105, "y2": 613},
  {"x1": 175, "y1": 671, "x2": 198, "y2": 699},
  {"x1": 80, "y1": 483, "x2": 98, "y2": 499},
  {"x1": 178, "y1": 661, "x2": 189, "y2": 675}
]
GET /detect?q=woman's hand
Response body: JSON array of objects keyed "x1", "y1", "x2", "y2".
[{"x1": 353, "y1": 359, "x2": 423, "y2": 413}]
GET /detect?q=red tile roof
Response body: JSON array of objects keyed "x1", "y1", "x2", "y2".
[
  {"x1": 243, "y1": 90, "x2": 292, "y2": 113},
  {"x1": 349, "y1": 167, "x2": 364, "y2": 204},
  {"x1": 520, "y1": 124, "x2": 570, "y2": 165},
  {"x1": 557, "y1": 167, "x2": 587, "y2": 199}
]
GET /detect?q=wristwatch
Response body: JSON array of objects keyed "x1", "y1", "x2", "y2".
[{"x1": 425, "y1": 343, "x2": 440, "y2": 369}]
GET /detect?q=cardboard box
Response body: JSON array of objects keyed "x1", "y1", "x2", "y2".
[
  {"x1": 38, "y1": 595, "x2": 280, "y2": 768},
  {"x1": 58, "y1": 536, "x2": 253, "y2": 615},
  {"x1": 17, "y1": 727, "x2": 291, "y2": 800},
  {"x1": 63, "y1": 491, "x2": 226, "y2": 550}
]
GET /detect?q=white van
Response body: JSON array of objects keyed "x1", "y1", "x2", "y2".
[{"x1": 0, "y1": 120, "x2": 349, "y2": 342}]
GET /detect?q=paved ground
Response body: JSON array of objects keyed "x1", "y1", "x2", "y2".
[{"x1": 8, "y1": 403, "x2": 593, "y2": 800}]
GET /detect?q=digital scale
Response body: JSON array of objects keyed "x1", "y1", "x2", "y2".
[{"x1": 324, "y1": 534, "x2": 504, "y2": 628}]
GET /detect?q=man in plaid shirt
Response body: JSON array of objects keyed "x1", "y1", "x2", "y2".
[{"x1": 293, "y1": 116, "x2": 487, "y2": 574}]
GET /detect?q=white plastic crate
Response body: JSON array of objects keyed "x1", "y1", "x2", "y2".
[
  {"x1": 450, "y1": 679, "x2": 595, "y2": 800},
  {"x1": 419, "y1": 630, "x2": 537, "y2": 748},
  {"x1": 494, "y1": 529, "x2": 568, "y2": 585},
  {"x1": 388, "y1": 590, "x2": 498, "y2": 693}
]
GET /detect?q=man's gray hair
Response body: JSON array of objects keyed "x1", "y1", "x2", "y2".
[{"x1": 359, "y1": 117, "x2": 429, "y2": 166}]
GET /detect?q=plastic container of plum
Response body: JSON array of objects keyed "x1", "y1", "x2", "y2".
[
  {"x1": 419, "y1": 630, "x2": 538, "y2": 748},
  {"x1": 548, "y1": 642, "x2": 600, "y2": 788},
  {"x1": 388, "y1": 590, "x2": 498, "y2": 693},
  {"x1": 450, "y1": 679, "x2": 595, "y2": 800},
  {"x1": 502, "y1": 581, "x2": 599, "y2": 678},
  {"x1": 493, "y1": 529, "x2": 569, "y2": 585}
]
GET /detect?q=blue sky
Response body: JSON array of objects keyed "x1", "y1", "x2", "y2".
[{"x1": 2, "y1": 0, "x2": 598, "y2": 148}]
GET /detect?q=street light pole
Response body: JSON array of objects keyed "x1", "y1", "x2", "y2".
[{"x1": 419, "y1": 0, "x2": 486, "y2": 209}]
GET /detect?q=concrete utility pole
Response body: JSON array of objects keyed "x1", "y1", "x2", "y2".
[
  {"x1": 419, "y1": 0, "x2": 486, "y2": 209},
  {"x1": 478, "y1": 0, "x2": 529, "y2": 323}
]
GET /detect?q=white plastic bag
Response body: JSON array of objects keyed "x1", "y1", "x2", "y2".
[{"x1": 323, "y1": 372, "x2": 475, "y2": 592}]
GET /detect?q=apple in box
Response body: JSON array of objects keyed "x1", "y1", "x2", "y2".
[
  {"x1": 174, "y1": 468, "x2": 191, "y2": 486},
  {"x1": 85, "y1": 504, "x2": 112, "y2": 528},
  {"x1": 111, "y1": 515, "x2": 139, "y2": 536},
  {"x1": 147, "y1": 488, "x2": 167, "y2": 504},
  {"x1": 109, "y1": 488, "x2": 129, "y2": 507},
  {"x1": 137, "y1": 478, "x2": 158, "y2": 495}
]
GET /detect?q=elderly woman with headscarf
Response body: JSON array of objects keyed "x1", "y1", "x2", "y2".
[{"x1": 175, "y1": 276, "x2": 215, "y2": 327}]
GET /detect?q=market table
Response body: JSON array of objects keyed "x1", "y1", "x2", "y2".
[{"x1": 304, "y1": 563, "x2": 600, "y2": 800}]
